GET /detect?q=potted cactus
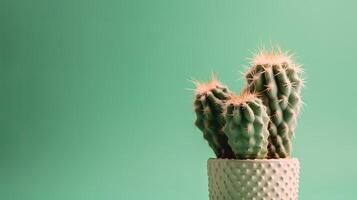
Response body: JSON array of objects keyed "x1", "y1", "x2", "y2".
[{"x1": 192, "y1": 48, "x2": 303, "y2": 200}]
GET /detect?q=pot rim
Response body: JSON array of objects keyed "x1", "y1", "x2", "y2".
[{"x1": 208, "y1": 157, "x2": 298, "y2": 163}]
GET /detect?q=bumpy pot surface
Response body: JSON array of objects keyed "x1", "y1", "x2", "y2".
[{"x1": 207, "y1": 158, "x2": 300, "y2": 200}]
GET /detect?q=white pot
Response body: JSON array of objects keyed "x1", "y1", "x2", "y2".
[{"x1": 207, "y1": 158, "x2": 300, "y2": 200}]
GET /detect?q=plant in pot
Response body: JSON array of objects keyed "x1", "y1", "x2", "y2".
[{"x1": 192, "y1": 48, "x2": 303, "y2": 200}]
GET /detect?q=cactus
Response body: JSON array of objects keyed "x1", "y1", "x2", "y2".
[
  {"x1": 224, "y1": 89, "x2": 270, "y2": 159},
  {"x1": 193, "y1": 76, "x2": 235, "y2": 158},
  {"x1": 244, "y1": 48, "x2": 303, "y2": 158}
]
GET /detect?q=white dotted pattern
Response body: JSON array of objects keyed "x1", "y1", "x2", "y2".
[{"x1": 208, "y1": 158, "x2": 300, "y2": 200}]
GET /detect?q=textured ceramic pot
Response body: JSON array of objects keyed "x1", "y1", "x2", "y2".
[{"x1": 207, "y1": 158, "x2": 300, "y2": 200}]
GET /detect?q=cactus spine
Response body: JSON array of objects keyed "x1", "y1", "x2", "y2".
[
  {"x1": 193, "y1": 76, "x2": 235, "y2": 158},
  {"x1": 244, "y1": 49, "x2": 303, "y2": 158},
  {"x1": 224, "y1": 90, "x2": 270, "y2": 159}
]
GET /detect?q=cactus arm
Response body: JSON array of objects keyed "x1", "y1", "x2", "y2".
[
  {"x1": 193, "y1": 77, "x2": 235, "y2": 158},
  {"x1": 224, "y1": 93, "x2": 270, "y2": 159}
]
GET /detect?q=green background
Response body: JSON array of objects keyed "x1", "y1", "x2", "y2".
[{"x1": 1, "y1": 0, "x2": 356, "y2": 199}]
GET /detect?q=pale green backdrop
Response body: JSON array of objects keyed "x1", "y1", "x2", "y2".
[{"x1": 1, "y1": 0, "x2": 356, "y2": 199}]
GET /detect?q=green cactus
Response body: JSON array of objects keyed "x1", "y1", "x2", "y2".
[
  {"x1": 193, "y1": 76, "x2": 235, "y2": 158},
  {"x1": 244, "y1": 49, "x2": 303, "y2": 158},
  {"x1": 224, "y1": 90, "x2": 270, "y2": 159}
]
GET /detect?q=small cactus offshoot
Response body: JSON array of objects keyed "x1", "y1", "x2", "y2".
[{"x1": 224, "y1": 89, "x2": 270, "y2": 159}]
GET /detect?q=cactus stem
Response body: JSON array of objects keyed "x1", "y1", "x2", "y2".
[
  {"x1": 244, "y1": 47, "x2": 303, "y2": 158},
  {"x1": 193, "y1": 75, "x2": 236, "y2": 158}
]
